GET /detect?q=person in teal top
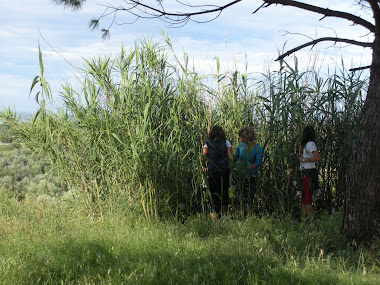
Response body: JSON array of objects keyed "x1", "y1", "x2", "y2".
[{"x1": 233, "y1": 126, "x2": 263, "y2": 214}]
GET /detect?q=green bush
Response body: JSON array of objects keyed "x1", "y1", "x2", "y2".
[
  {"x1": 0, "y1": 144, "x2": 62, "y2": 199},
  {"x1": 0, "y1": 123, "x2": 17, "y2": 143}
]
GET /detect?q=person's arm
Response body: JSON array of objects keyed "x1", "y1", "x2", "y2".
[
  {"x1": 255, "y1": 146, "x2": 263, "y2": 168},
  {"x1": 299, "y1": 146, "x2": 304, "y2": 162},
  {"x1": 227, "y1": 147, "x2": 233, "y2": 160},
  {"x1": 233, "y1": 143, "x2": 241, "y2": 162},
  {"x1": 309, "y1": 150, "x2": 321, "y2": 162},
  {"x1": 247, "y1": 146, "x2": 263, "y2": 170},
  {"x1": 201, "y1": 146, "x2": 208, "y2": 172}
]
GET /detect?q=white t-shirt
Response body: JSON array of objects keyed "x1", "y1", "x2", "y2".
[
  {"x1": 203, "y1": 140, "x2": 232, "y2": 148},
  {"x1": 300, "y1": 141, "x2": 317, "y2": 170}
]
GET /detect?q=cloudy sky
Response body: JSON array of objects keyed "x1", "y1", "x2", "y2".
[{"x1": 0, "y1": 0, "x2": 373, "y2": 114}]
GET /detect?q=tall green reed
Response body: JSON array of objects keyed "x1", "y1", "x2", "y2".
[
  {"x1": 0, "y1": 38, "x2": 367, "y2": 219},
  {"x1": 205, "y1": 55, "x2": 366, "y2": 216},
  {"x1": 249, "y1": 58, "x2": 366, "y2": 215},
  {"x1": 2, "y1": 39, "x2": 212, "y2": 218}
]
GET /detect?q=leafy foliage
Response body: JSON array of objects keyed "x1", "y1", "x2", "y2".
[
  {"x1": 51, "y1": 0, "x2": 86, "y2": 10},
  {"x1": 0, "y1": 143, "x2": 62, "y2": 200},
  {"x1": 0, "y1": 124, "x2": 17, "y2": 143}
]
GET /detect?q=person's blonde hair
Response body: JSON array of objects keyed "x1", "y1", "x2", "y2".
[{"x1": 238, "y1": 126, "x2": 255, "y2": 142}]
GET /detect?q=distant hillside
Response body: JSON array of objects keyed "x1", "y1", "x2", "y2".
[
  {"x1": 17, "y1": 112, "x2": 33, "y2": 121},
  {"x1": 0, "y1": 111, "x2": 33, "y2": 124}
]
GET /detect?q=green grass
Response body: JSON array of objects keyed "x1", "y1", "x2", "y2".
[
  {"x1": 0, "y1": 38, "x2": 376, "y2": 283},
  {"x1": 0, "y1": 190, "x2": 378, "y2": 284}
]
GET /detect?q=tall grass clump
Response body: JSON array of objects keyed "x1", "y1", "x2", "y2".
[
  {"x1": 250, "y1": 59, "x2": 366, "y2": 216},
  {"x1": 1, "y1": 39, "x2": 213, "y2": 218},
  {"x1": 198, "y1": 56, "x2": 366, "y2": 217},
  {"x1": 0, "y1": 37, "x2": 368, "y2": 219}
]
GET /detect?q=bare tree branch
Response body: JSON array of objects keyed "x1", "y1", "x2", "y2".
[
  {"x1": 349, "y1": 65, "x2": 371, "y2": 71},
  {"x1": 276, "y1": 37, "x2": 373, "y2": 61},
  {"x1": 363, "y1": 0, "x2": 380, "y2": 25},
  {"x1": 128, "y1": 0, "x2": 242, "y2": 18},
  {"x1": 53, "y1": 1, "x2": 376, "y2": 41},
  {"x1": 87, "y1": 0, "x2": 244, "y2": 34},
  {"x1": 261, "y1": 0, "x2": 375, "y2": 33}
]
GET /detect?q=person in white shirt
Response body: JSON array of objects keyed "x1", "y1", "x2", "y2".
[{"x1": 299, "y1": 126, "x2": 321, "y2": 218}]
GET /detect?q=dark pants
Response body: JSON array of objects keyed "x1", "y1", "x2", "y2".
[
  {"x1": 234, "y1": 174, "x2": 256, "y2": 213},
  {"x1": 301, "y1": 168, "x2": 320, "y2": 192},
  {"x1": 208, "y1": 171, "x2": 230, "y2": 213}
]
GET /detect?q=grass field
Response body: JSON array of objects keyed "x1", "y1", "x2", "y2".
[
  {"x1": 0, "y1": 39, "x2": 378, "y2": 284},
  {"x1": 0, "y1": 190, "x2": 379, "y2": 285}
]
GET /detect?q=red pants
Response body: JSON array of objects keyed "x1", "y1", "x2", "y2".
[{"x1": 301, "y1": 175, "x2": 311, "y2": 204}]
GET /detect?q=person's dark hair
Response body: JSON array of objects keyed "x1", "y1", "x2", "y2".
[
  {"x1": 301, "y1": 126, "x2": 316, "y2": 147},
  {"x1": 208, "y1": 125, "x2": 226, "y2": 142}
]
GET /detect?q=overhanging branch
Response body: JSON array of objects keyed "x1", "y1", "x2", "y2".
[
  {"x1": 262, "y1": 0, "x2": 375, "y2": 33},
  {"x1": 276, "y1": 37, "x2": 373, "y2": 61},
  {"x1": 91, "y1": 0, "x2": 244, "y2": 30},
  {"x1": 349, "y1": 65, "x2": 371, "y2": 71},
  {"x1": 128, "y1": 0, "x2": 242, "y2": 18}
]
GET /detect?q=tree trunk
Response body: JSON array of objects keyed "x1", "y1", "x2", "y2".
[{"x1": 342, "y1": 34, "x2": 380, "y2": 243}]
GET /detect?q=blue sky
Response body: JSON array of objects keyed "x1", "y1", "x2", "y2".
[{"x1": 0, "y1": 0, "x2": 373, "y2": 114}]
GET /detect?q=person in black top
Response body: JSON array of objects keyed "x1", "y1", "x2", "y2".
[{"x1": 202, "y1": 126, "x2": 233, "y2": 218}]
